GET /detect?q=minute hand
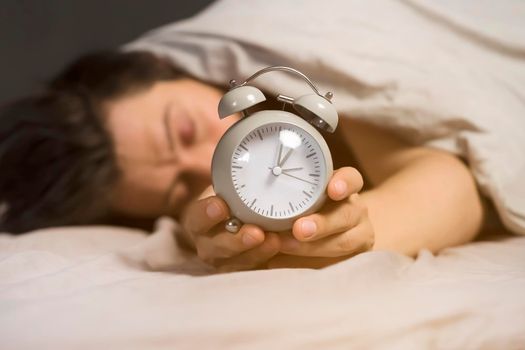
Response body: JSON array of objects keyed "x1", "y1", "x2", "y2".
[
  {"x1": 281, "y1": 172, "x2": 317, "y2": 186},
  {"x1": 279, "y1": 148, "x2": 293, "y2": 167}
]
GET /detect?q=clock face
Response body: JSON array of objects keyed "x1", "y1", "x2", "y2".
[{"x1": 231, "y1": 122, "x2": 326, "y2": 219}]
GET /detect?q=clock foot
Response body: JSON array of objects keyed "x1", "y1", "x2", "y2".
[{"x1": 225, "y1": 217, "x2": 242, "y2": 233}]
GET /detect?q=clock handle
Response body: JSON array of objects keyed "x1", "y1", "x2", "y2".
[
  {"x1": 224, "y1": 217, "x2": 243, "y2": 233},
  {"x1": 241, "y1": 66, "x2": 327, "y2": 98},
  {"x1": 236, "y1": 66, "x2": 339, "y2": 133}
]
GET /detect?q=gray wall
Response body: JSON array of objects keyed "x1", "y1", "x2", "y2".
[{"x1": 0, "y1": 0, "x2": 214, "y2": 103}]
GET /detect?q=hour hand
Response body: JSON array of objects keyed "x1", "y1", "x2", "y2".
[
  {"x1": 278, "y1": 148, "x2": 293, "y2": 167},
  {"x1": 275, "y1": 143, "x2": 283, "y2": 167}
]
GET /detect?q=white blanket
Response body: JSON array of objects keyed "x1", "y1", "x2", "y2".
[
  {"x1": 1, "y1": 219, "x2": 524, "y2": 349},
  {"x1": 126, "y1": 0, "x2": 525, "y2": 234}
]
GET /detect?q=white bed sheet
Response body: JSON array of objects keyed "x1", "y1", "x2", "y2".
[{"x1": 1, "y1": 219, "x2": 524, "y2": 349}]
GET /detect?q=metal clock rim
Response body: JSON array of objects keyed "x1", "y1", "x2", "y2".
[{"x1": 211, "y1": 110, "x2": 333, "y2": 232}]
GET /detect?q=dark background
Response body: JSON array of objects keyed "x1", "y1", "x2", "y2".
[{"x1": 0, "y1": 0, "x2": 214, "y2": 103}]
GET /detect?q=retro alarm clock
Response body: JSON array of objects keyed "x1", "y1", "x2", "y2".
[{"x1": 212, "y1": 66, "x2": 338, "y2": 233}]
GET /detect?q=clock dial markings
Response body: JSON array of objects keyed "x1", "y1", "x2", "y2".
[{"x1": 232, "y1": 122, "x2": 326, "y2": 219}]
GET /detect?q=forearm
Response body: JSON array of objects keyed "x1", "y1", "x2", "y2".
[{"x1": 361, "y1": 152, "x2": 485, "y2": 256}]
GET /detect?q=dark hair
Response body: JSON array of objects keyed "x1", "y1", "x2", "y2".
[{"x1": 0, "y1": 50, "x2": 181, "y2": 233}]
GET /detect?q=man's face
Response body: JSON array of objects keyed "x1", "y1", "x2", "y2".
[{"x1": 106, "y1": 78, "x2": 238, "y2": 219}]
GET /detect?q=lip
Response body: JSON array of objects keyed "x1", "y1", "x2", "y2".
[{"x1": 178, "y1": 115, "x2": 196, "y2": 146}]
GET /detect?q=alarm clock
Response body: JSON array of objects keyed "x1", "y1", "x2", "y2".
[{"x1": 211, "y1": 66, "x2": 338, "y2": 233}]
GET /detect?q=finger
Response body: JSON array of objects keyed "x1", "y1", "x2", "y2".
[
  {"x1": 293, "y1": 193, "x2": 365, "y2": 241},
  {"x1": 327, "y1": 167, "x2": 364, "y2": 201},
  {"x1": 282, "y1": 220, "x2": 374, "y2": 257},
  {"x1": 197, "y1": 185, "x2": 216, "y2": 200},
  {"x1": 182, "y1": 196, "x2": 230, "y2": 237},
  {"x1": 217, "y1": 233, "x2": 281, "y2": 272},
  {"x1": 196, "y1": 224, "x2": 265, "y2": 262}
]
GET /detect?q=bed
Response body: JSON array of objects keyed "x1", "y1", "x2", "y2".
[
  {"x1": 2, "y1": 0, "x2": 525, "y2": 348},
  {"x1": 1, "y1": 218, "x2": 524, "y2": 349}
]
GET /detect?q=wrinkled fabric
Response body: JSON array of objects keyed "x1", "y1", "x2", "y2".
[
  {"x1": 1, "y1": 218, "x2": 524, "y2": 349},
  {"x1": 126, "y1": 0, "x2": 525, "y2": 234}
]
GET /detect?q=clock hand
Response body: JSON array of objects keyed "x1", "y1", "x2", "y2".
[
  {"x1": 268, "y1": 167, "x2": 304, "y2": 174},
  {"x1": 281, "y1": 167, "x2": 303, "y2": 172},
  {"x1": 276, "y1": 143, "x2": 283, "y2": 167},
  {"x1": 281, "y1": 172, "x2": 317, "y2": 185},
  {"x1": 279, "y1": 148, "x2": 293, "y2": 167}
]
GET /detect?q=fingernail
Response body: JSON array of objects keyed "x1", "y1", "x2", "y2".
[
  {"x1": 334, "y1": 180, "x2": 347, "y2": 196},
  {"x1": 242, "y1": 232, "x2": 259, "y2": 247},
  {"x1": 300, "y1": 220, "x2": 317, "y2": 238},
  {"x1": 206, "y1": 202, "x2": 223, "y2": 219}
]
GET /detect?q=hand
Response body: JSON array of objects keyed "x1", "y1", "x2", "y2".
[
  {"x1": 180, "y1": 190, "x2": 281, "y2": 272},
  {"x1": 268, "y1": 167, "x2": 374, "y2": 268}
]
